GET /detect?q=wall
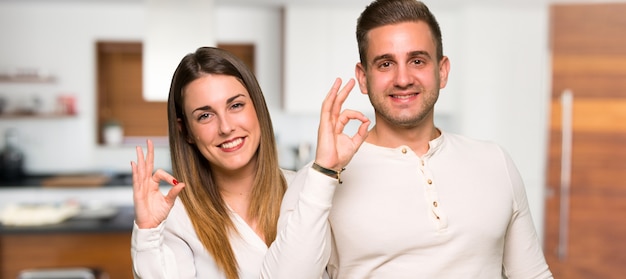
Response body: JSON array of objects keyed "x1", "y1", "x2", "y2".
[
  {"x1": 436, "y1": 4, "x2": 550, "y2": 238},
  {"x1": 0, "y1": 2, "x2": 283, "y2": 175},
  {"x1": 277, "y1": 2, "x2": 551, "y2": 237},
  {"x1": 0, "y1": 1, "x2": 550, "y2": 238}
]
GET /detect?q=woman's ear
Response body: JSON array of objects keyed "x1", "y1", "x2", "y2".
[{"x1": 177, "y1": 118, "x2": 194, "y2": 144}]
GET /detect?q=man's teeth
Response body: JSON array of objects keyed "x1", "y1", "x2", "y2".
[
  {"x1": 393, "y1": 94, "x2": 416, "y2": 99},
  {"x1": 221, "y1": 138, "x2": 242, "y2": 149}
]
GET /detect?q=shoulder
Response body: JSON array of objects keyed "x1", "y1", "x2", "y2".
[
  {"x1": 438, "y1": 132, "x2": 515, "y2": 166},
  {"x1": 164, "y1": 197, "x2": 194, "y2": 231},
  {"x1": 281, "y1": 168, "x2": 297, "y2": 185},
  {"x1": 442, "y1": 131, "x2": 504, "y2": 152}
]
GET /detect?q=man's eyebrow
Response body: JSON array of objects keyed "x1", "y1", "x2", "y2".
[
  {"x1": 371, "y1": 53, "x2": 394, "y2": 65},
  {"x1": 408, "y1": 50, "x2": 432, "y2": 59},
  {"x1": 371, "y1": 50, "x2": 432, "y2": 65}
]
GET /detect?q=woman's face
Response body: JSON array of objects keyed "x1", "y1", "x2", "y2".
[{"x1": 182, "y1": 74, "x2": 261, "y2": 174}]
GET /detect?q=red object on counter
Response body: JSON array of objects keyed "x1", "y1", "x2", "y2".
[{"x1": 56, "y1": 95, "x2": 76, "y2": 115}]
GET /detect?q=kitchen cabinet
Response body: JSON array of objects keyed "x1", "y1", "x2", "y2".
[
  {"x1": 1, "y1": 232, "x2": 132, "y2": 279},
  {"x1": 0, "y1": 206, "x2": 134, "y2": 279},
  {"x1": 283, "y1": 6, "x2": 374, "y2": 115}
]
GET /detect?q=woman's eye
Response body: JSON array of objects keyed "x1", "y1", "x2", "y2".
[
  {"x1": 230, "y1": 102, "x2": 244, "y2": 110},
  {"x1": 197, "y1": 112, "x2": 212, "y2": 121}
]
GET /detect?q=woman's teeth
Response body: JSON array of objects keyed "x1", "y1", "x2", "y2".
[{"x1": 221, "y1": 138, "x2": 242, "y2": 149}]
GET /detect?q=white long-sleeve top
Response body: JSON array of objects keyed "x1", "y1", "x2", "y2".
[
  {"x1": 131, "y1": 169, "x2": 332, "y2": 279},
  {"x1": 279, "y1": 131, "x2": 553, "y2": 278}
]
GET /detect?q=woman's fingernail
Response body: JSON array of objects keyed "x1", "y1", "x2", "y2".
[{"x1": 173, "y1": 179, "x2": 179, "y2": 185}]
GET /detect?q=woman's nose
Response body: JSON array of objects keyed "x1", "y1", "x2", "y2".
[{"x1": 218, "y1": 115, "x2": 234, "y2": 135}]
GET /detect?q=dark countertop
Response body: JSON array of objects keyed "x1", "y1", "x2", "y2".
[
  {"x1": 0, "y1": 172, "x2": 174, "y2": 188},
  {"x1": 0, "y1": 205, "x2": 135, "y2": 234},
  {"x1": 0, "y1": 173, "x2": 135, "y2": 188}
]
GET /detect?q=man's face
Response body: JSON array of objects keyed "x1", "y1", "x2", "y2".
[{"x1": 356, "y1": 21, "x2": 449, "y2": 128}]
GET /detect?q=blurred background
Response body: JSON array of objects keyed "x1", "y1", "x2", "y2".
[{"x1": 0, "y1": 0, "x2": 624, "y2": 278}]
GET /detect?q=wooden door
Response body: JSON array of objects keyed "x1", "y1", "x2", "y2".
[{"x1": 545, "y1": 4, "x2": 626, "y2": 278}]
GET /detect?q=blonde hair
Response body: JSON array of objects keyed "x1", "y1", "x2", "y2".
[{"x1": 167, "y1": 47, "x2": 286, "y2": 279}]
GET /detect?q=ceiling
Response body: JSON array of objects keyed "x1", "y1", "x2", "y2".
[
  {"x1": 214, "y1": 0, "x2": 626, "y2": 7},
  {"x1": 1, "y1": 0, "x2": 624, "y2": 6}
]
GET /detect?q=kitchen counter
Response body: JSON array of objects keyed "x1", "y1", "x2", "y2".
[
  {"x1": 0, "y1": 173, "x2": 135, "y2": 188},
  {"x1": 0, "y1": 175, "x2": 172, "y2": 210},
  {"x1": 0, "y1": 205, "x2": 135, "y2": 279},
  {"x1": 0, "y1": 205, "x2": 134, "y2": 234}
]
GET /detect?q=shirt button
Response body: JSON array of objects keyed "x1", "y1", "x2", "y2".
[
  {"x1": 401, "y1": 148, "x2": 407, "y2": 154},
  {"x1": 427, "y1": 179, "x2": 432, "y2": 184},
  {"x1": 433, "y1": 201, "x2": 438, "y2": 207}
]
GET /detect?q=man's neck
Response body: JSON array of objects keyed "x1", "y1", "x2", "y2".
[{"x1": 366, "y1": 122, "x2": 440, "y2": 156}]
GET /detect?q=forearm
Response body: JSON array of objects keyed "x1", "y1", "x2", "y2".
[
  {"x1": 131, "y1": 222, "x2": 182, "y2": 279},
  {"x1": 261, "y1": 167, "x2": 337, "y2": 279}
]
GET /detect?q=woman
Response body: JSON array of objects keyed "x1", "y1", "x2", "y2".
[{"x1": 130, "y1": 47, "x2": 370, "y2": 279}]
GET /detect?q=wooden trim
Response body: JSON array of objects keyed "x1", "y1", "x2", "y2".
[
  {"x1": 96, "y1": 41, "x2": 168, "y2": 145},
  {"x1": 95, "y1": 42, "x2": 256, "y2": 145}
]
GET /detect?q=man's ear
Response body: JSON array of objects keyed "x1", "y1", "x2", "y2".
[
  {"x1": 355, "y1": 62, "x2": 369, "y2": 95},
  {"x1": 438, "y1": 56, "x2": 450, "y2": 89}
]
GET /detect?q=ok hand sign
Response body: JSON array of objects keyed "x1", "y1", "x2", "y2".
[
  {"x1": 131, "y1": 139, "x2": 186, "y2": 229},
  {"x1": 314, "y1": 78, "x2": 371, "y2": 173}
]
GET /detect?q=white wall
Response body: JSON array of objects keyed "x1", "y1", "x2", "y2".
[
  {"x1": 0, "y1": 2, "x2": 283, "y2": 175},
  {"x1": 215, "y1": 4, "x2": 283, "y2": 110},
  {"x1": 0, "y1": 1, "x2": 155, "y2": 174},
  {"x1": 0, "y1": 1, "x2": 550, "y2": 238},
  {"x1": 441, "y1": 5, "x2": 550, "y2": 238},
  {"x1": 278, "y1": 2, "x2": 551, "y2": 237}
]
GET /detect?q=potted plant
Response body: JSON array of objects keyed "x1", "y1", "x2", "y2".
[{"x1": 102, "y1": 118, "x2": 124, "y2": 146}]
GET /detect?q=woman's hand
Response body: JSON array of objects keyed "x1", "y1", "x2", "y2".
[
  {"x1": 314, "y1": 78, "x2": 371, "y2": 172},
  {"x1": 131, "y1": 139, "x2": 185, "y2": 229}
]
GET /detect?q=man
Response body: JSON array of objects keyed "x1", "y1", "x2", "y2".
[{"x1": 271, "y1": 0, "x2": 553, "y2": 278}]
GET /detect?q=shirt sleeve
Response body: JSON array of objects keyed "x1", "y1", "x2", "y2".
[
  {"x1": 261, "y1": 164, "x2": 337, "y2": 279},
  {"x1": 131, "y1": 201, "x2": 195, "y2": 279},
  {"x1": 500, "y1": 149, "x2": 553, "y2": 279}
]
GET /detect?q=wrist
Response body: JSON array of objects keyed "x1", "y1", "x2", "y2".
[{"x1": 311, "y1": 162, "x2": 345, "y2": 184}]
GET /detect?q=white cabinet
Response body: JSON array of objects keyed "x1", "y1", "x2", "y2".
[{"x1": 283, "y1": 6, "x2": 373, "y2": 115}]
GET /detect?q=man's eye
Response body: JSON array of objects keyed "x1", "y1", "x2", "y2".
[
  {"x1": 378, "y1": 61, "x2": 392, "y2": 69},
  {"x1": 412, "y1": 59, "x2": 424, "y2": 65}
]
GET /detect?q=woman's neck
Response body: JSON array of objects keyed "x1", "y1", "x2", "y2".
[{"x1": 214, "y1": 165, "x2": 264, "y2": 240}]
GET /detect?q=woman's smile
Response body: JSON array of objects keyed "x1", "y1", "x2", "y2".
[{"x1": 219, "y1": 137, "x2": 245, "y2": 150}]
